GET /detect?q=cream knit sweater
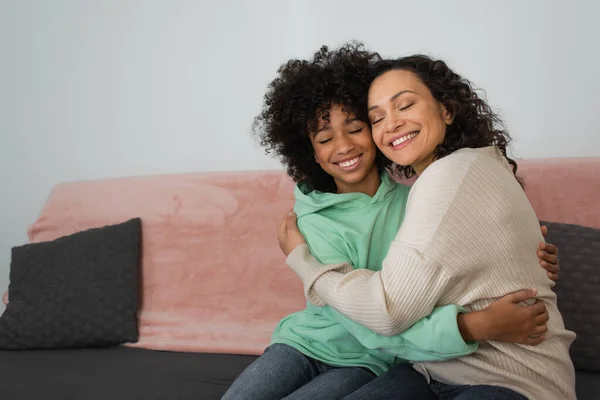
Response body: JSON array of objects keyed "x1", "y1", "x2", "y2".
[{"x1": 287, "y1": 146, "x2": 576, "y2": 400}]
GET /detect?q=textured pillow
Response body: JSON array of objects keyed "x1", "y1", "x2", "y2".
[
  {"x1": 541, "y1": 220, "x2": 600, "y2": 372},
  {"x1": 0, "y1": 218, "x2": 142, "y2": 349}
]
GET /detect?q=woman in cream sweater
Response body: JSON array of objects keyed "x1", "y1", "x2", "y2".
[{"x1": 279, "y1": 54, "x2": 576, "y2": 399}]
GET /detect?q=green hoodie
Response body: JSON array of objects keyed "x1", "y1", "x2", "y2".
[{"x1": 271, "y1": 171, "x2": 478, "y2": 375}]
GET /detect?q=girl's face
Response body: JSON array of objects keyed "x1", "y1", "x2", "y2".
[
  {"x1": 367, "y1": 69, "x2": 454, "y2": 174},
  {"x1": 310, "y1": 104, "x2": 379, "y2": 195}
]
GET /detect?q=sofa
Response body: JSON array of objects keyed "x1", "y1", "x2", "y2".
[{"x1": 0, "y1": 156, "x2": 598, "y2": 400}]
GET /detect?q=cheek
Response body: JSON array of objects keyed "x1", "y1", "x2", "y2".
[
  {"x1": 313, "y1": 146, "x2": 332, "y2": 165},
  {"x1": 370, "y1": 127, "x2": 382, "y2": 144},
  {"x1": 312, "y1": 147, "x2": 323, "y2": 164},
  {"x1": 421, "y1": 111, "x2": 447, "y2": 139},
  {"x1": 432, "y1": 118, "x2": 448, "y2": 139},
  {"x1": 359, "y1": 133, "x2": 375, "y2": 148}
]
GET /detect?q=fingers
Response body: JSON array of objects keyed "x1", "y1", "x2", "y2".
[
  {"x1": 540, "y1": 258, "x2": 559, "y2": 271},
  {"x1": 278, "y1": 210, "x2": 296, "y2": 238},
  {"x1": 538, "y1": 255, "x2": 558, "y2": 268},
  {"x1": 535, "y1": 309, "x2": 550, "y2": 324},
  {"x1": 524, "y1": 310, "x2": 549, "y2": 345},
  {"x1": 286, "y1": 211, "x2": 298, "y2": 230},
  {"x1": 538, "y1": 250, "x2": 558, "y2": 265},
  {"x1": 525, "y1": 334, "x2": 547, "y2": 346},
  {"x1": 278, "y1": 213, "x2": 289, "y2": 239},
  {"x1": 527, "y1": 300, "x2": 547, "y2": 316},
  {"x1": 540, "y1": 257, "x2": 559, "y2": 272},
  {"x1": 506, "y1": 288, "x2": 538, "y2": 303},
  {"x1": 538, "y1": 244, "x2": 560, "y2": 280},
  {"x1": 539, "y1": 242, "x2": 559, "y2": 256},
  {"x1": 540, "y1": 225, "x2": 549, "y2": 237},
  {"x1": 533, "y1": 323, "x2": 549, "y2": 335},
  {"x1": 541, "y1": 243, "x2": 558, "y2": 256}
]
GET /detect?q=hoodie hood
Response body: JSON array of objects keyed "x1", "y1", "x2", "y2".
[{"x1": 293, "y1": 171, "x2": 397, "y2": 218}]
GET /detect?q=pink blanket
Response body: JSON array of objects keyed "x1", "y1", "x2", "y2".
[{"x1": 18, "y1": 170, "x2": 304, "y2": 355}]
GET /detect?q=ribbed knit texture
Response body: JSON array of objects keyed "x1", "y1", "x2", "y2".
[{"x1": 287, "y1": 146, "x2": 576, "y2": 399}]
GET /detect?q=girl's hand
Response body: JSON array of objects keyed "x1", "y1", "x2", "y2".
[{"x1": 278, "y1": 210, "x2": 306, "y2": 256}]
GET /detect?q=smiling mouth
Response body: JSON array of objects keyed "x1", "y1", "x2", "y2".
[
  {"x1": 335, "y1": 155, "x2": 362, "y2": 171},
  {"x1": 390, "y1": 131, "x2": 419, "y2": 148}
]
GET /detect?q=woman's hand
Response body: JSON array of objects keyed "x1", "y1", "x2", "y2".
[
  {"x1": 539, "y1": 225, "x2": 560, "y2": 281},
  {"x1": 278, "y1": 210, "x2": 307, "y2": 256},
  {"x1": 458, "y1": 289, "x2": 549, "y2": 345}
]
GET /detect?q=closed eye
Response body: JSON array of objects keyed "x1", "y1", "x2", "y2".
[
  {"x1": 400, "y1": 103, "x2": 414, "y2": 111},
  {"x1": 318, "y1": 138, "x2": 331, "y2": 144},
  {"x1": 371, "y1": 117, "x2": 383, "y2": 125},
  {"x1": 348, "y1": 128, "x2": 363, "y2": 134}
]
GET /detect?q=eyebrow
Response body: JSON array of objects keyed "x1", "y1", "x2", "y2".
[
  {"x1": 315, "y1": 118, "x2": 360, "y2": 134},
  {"x1": 368, "y1": 90, "x2": 415, "y2": 112},
  {"x1": 315, "y1": 125, "x2": 331, "y2": 135}
]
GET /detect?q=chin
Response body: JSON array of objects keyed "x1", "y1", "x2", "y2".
[
  {"x1": 384, "y1": 153, "x2": 415, "y2": 167},
  {"x1": 345, "y1": 172, "x2": 370, "y2": 183}
]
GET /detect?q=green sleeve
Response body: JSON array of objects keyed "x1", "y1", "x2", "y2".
[
  {"x1": 320, "y1": 303, "x2": 478, "y2": 361},
  {"x1": 298, "y1": 217, "x2": 478, "y2": 362}
]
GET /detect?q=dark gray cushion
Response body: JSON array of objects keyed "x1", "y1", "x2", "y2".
[
  {"x1": 0, "y1": 218, "x2": 142, "y2": 350},
  {"x1": 541, "y1": 220, "x2": 600, "y2": 372}
]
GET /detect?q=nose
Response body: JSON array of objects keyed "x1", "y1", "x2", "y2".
[
  {"x1": 385, "y1": 112, "x2": 405, "y2": 133},
  {"x1": 335, "y1": 135, "x2": 355, "y2": 155}
]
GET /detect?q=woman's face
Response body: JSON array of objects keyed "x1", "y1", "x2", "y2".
[{"x1": 367, "y1": 69, "x2": 453, "y2": 174}]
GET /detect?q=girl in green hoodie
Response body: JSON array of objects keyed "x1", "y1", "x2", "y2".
[{"x1": 222, "y1": 44, "x2": 560, "y2": 400}]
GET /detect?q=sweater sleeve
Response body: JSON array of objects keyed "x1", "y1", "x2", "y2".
[
  {"x1": 288, "y1": 245, "x2": 453, "y2": 336},
  {"x1": 298, "y1": 216, "x2": 478, "y2": 359},
  {"x1": 287, "y1": 155, "x2": 475, "y2": 336}
]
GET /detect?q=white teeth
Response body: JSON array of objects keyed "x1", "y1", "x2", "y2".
[
  {"x1": 392, "y1": 132, "x2": 418, "y2": 147},
  {"x1": 339, "y1": 156, "x2": 360, "y2": 168}
]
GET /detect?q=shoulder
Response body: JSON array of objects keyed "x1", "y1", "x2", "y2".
[
  {"x1": 423, "y1": 146, "x2": 482, "y2": 176},
  {"x1": 399, "y1": 147, "x2": 506, "y2": 238},
  {"x1": 432, "y1": 146, "x2": 510, "y2": 173},
  {"x1": 297, "y1": 212, "x2": 329, "y2": 234},
  {"x1": 413, "y1": 146, "x2": 507, "y2": 192},
  {"x1": 296, "y1": 213, "x2": 351, "y2": 264},
  {"x1": 405, "y1": 146, "x2": 520, "y2": 224},
  {"x1": 297, "y1": 212, "x2": 345, "y2": 244}
]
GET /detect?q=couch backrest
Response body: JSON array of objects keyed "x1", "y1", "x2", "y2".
[
  {"x1": 515, "y1": 157, "x2": 600, "y2": 228},
  {"x1": 6, "y1": 157, "x2": 600, "y2": 355}
]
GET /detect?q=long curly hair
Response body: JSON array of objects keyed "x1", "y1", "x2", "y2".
[
  {"x1": 371, "y1": 55, "x2": 520, "y2": 181},
  {"x1": 253, "y1": 42, "x2": 391, "y2": 193}
]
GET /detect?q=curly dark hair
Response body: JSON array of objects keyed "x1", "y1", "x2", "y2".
[
  {"x1": 371, "y1": 55, "x2": 520, "y2": 181},
  {"x1": 253, "y1": 42, "x2": 391, "y2": 193}
]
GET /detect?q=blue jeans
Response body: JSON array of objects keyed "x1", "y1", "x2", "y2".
[
  {"x1": 221, "y1": 343, "x2": 376, "y2": 400},
  {"x1": 342, "y1": 363, "x2": 437, "y2": 400},
  {"x1": 341, "y1": 362, "x2": 528, "y2": 400},
  {"x1": 430, "y1": 379, "x2": 528, "y2": 399}
]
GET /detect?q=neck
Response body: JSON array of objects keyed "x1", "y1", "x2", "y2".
[
  {"x1": 412, "y1": 154, "x2": 436, "y2": 176},
  {"x1": 335, "y1": 166, "x2": 381, "y2": 197}
]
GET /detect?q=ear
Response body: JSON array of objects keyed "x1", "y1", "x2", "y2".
[{"x1": 440, "y1": 105, "x2": 454, "y2": 125}]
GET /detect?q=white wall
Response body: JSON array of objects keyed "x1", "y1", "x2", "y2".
[{"x1": 1, "y1": 0, "x2": 599, "y2": 302}]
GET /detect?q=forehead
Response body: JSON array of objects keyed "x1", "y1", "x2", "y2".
[
  {"x1": 368, "y1": 70, "x2": 425, "y2": 104},
  {"x1": 316, "y1": 104, "x2": 358, "y2": 124}
]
